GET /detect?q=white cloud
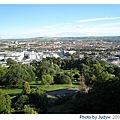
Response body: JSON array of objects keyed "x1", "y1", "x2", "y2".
[
  {"x1": 76, "y1": 25, "x2": 120, "y2": 36},
  {"x1": 1, "y1": 20, "x2": 120, "y2": 39},
  {"x1": 77, "y1": 25, "x2": 84, "y2": 28},
  {"x1": 97, "y1": 22, "x2": 120, "y2": 27},
  {"x1": 76, "y1": 17, "x2": 120, "y2": 23},
  {"x1": 43, "y1": 25, "x2": 57, "y2": 29}
]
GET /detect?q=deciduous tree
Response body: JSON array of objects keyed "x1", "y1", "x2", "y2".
[
  {"x1": 0, "y1": 89, "x2": 11, "y2": 114},
  {"x1": 22, "y1": 81, "x2": 30, "y2": 94}
]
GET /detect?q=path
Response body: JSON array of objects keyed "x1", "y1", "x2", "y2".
[{"x1": 47, "y1": 88, "x2": 79, "y2": 103}]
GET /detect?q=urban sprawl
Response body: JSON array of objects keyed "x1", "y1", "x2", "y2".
[{"x1": 0, "y1": 36, "x2": 120, "y2": 66}]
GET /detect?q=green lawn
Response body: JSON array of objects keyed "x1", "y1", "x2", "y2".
[
  {"x1": 40, "y1": 83, "x2": 79, "y2": 92},
  {"x1": 2, "y1": 88, "x2": 22, "y2": 97},
  {"x1": 2, "y1": 83, "x2": 80, "y2": 96},
  {"x1": 29, "y1": 81, "x2": 41, "y2": 85}
]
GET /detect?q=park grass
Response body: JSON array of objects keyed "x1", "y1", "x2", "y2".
[
  {"x1": 29, "y1": 81, "x2": 41, "y2": 85},
  {"x1": 2, "y1": 83, "x2": 80, "y2": 96},
  {"x1": 40, "y1": 83, "x2": 79, "y2": 92},
  {"x1": 2, "y1": 88, "x2": 22, "y2": 97}
]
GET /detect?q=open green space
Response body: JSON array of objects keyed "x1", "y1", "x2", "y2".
[
  {"x1": 40, "y1": 83, "x2": 79, "y2": 92},
  {"x1": 2, "y1": 83, "x2": 80, "y2": 96},
  {"x1": 2, "y1": 88, "x2": 22, "y2": 97},
  {"x1": 29, "y1": 81, "x2": 41, "y2": 85}
]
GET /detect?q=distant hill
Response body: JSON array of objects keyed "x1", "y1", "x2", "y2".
[{"x1": 0, "y1": 36, "x2": 120, "y2": 42}]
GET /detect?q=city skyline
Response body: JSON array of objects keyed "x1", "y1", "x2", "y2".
[{"x1": 0, "y1": 4, "x2": 120, "y2": 39}]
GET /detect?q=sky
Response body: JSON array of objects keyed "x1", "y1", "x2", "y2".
[{"x1": 0, "y1": 4, "x2": 120, "y2": 39}]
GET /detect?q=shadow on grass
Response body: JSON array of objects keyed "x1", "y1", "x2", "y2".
[
  {"x1": 47, "y1": 88, "x2": 79, "y2": 96},
  {"x1": 29, "y1": 83, "x2": 41, "y2": 85}
]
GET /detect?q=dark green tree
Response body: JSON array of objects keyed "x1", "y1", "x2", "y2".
[
  {"x1": 36, "y1": 60, "x2": 56, "y2": 80},
  {"x1": 5, "y1": 64, "x2": 25, "y2": 88},
  {"x1": 14, "y1": 95, "x2": 29, "y2": 110},
  {"x1": 81, "y1": 59, "x2": 113, "y2": 86},
  {"x1": 5, "y1": 60, "x2": 36, "y2": 88},
  {"x1": 114, "y1": 67, "x2": 120, "y2": 78},
  {"x1": 6, "y1": 58, "x2": 18, "y2": 66},
  {"x1": 41, "y1": 74, "x2": 54, "y2": 85},
  {"x1": 54, "y1": 72, "x2": 71, "y2": 84},
  {"x1": 29, "y1": 88, "x2": 48, "y2": 113},
  {"x1": 73, "y1": 78, "x2": 120, "y2": 113},
  {"x1": 0, "y1": 65, "x2": 7, "y2": 85}
]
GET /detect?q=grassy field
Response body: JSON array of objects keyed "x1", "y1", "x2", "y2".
[
  {"x1": 2, "y1": 88, "x2": 22, "y2": 97},
  {"x1": 2, "y1": 83, "x2": 80, "y2": 96},
  {"x1": 30, "y1": 81, "x2": 41, "y2": 85},
  {"x1": 40, "y1": 83, "x2": 79, "y2": 92}
]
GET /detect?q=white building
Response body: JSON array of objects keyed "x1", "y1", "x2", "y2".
[
  {"x1": 4, "y1": 52, "x2": 25, "y2": 62},
  {"x1": 24, "y1": 51, "x2": 37, "y2": 60},
  {"x1": 63, "y1": 50, "x2": 76, "y2": 55}
]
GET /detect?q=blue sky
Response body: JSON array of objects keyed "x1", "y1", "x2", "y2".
[{"x1": 0, "y1": 4, "x2": 120, "y2": 39}]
